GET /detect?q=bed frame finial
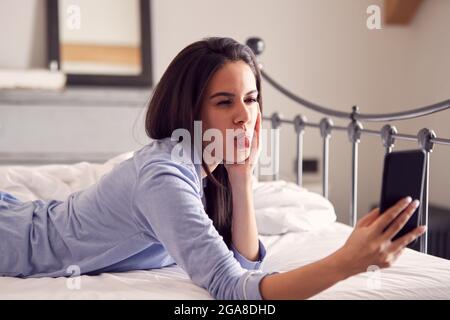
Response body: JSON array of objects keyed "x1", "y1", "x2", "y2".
[
  {"x1": 381, "y1": 124, "x2": 398, "y2": 153},
  {"x1": 418, "y1": 128, "x2": 436, "y2": 153}
]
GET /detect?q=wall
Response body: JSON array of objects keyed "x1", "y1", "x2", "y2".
[
  {"x1": 0, "y1": 0, "x2": 449, "y2": 223},
  {"x1": 0, "y1": 0, "x2": 47, "y2": 69},
  {"x1": 397, "y1": 0, "x2": 450, "y2": 209},
  {"x1": 59, "y1": 0, "x2": 140, "y2": 46}
]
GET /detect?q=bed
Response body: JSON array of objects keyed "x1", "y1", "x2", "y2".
[
  {"x1": 1, "y1": 37, "x2": 450, "y2": 300},
  {"x1": 1, "y1": 152, "x2": 450, "y2": 300}
]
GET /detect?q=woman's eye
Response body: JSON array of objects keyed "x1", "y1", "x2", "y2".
[
  {"x1": 217, "y1": 100, "x2": 232, "y2": 106},
  {"x1": 245, "y1": 98, "x2": 257, "y2": 104}
]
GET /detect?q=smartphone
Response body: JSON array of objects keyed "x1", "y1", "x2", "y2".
[{"x1": 379, "y1": 149, "x2": 426, "y2": 243}]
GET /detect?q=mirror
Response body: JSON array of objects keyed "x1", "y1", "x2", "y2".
[{"x1": 47, "y1": 0, "x2": 152, "y2": 86}]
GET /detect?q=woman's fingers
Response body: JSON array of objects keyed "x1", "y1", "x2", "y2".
[
  {"x1": 255, "y1": 109, "x2": 261, "y2": 148},
  {"x1": 356, "y1": 207, "x2": 380, "y2": 228},
  {"x1": 248, "y1": 130, "x2": 259, "y2": 165},
  {"x1": 248, "y1": 110, "x2": 261, "y2": 166},
  {"x1": 372, "y1": 197, "x2": 413, "y2": 233},
  {"x1": 382, "y1": 200, "x2": 420, "y2": 240},
  {"x1": 389, "y1": 225, "x2": 427, "y2": 253}
]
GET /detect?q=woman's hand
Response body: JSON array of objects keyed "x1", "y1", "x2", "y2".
[
  {"x1": 224, "y1": 109, "x2": 262, "y2": 261},
  {"x1": 259, "y1": 197, "x2": 427, "y2": 300},
  {"x1": 224, "y1": 109, "x2": 262, "y2": 182},
  {"x1": 260, "y1": 197, "x2": 426, "y2": 300},
  {"x1": 334, "y1": 197, "x2": 426, "y2": 277}
]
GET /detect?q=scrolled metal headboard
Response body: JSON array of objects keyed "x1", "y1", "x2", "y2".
[{"x1": 246, "y1": 37, "x2": 450, "y2": 254}]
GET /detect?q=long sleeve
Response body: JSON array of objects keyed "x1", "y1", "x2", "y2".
[
  {"x1": 201, "y1": 178, "x2": 267, "y2": 271},
  {"x1": 231, "y1": 239, "x2": 267, "y2": 270},
  {"x1": 132, "y1": 159, "x2": 272, "y2": 300}
]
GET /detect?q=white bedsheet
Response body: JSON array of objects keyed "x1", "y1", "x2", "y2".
[
  {"x1": 262, "y1": 223, "x2": 450, "y2": 300},
  {"x1": 0, "y1": 221, "x2": 449, "y2": 299}
]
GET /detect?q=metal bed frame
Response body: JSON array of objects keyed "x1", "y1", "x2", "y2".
[{"x1": 247, "y1": 38, "x2": 450, "y2": 254}]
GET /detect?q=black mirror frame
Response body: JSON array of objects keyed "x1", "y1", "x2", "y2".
[{"x1": 47, "y1": 0, "x2": 152, "y2": 87}]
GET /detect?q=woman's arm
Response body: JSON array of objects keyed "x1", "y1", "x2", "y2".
[
  {"x1": 134, "y1": 160, "x2": 269, "y2": 300},
  {"x1": 259, "y1": 248, "x2": 349, "y2": 299},
  {"x1": 259, "y1": 198, "x2": 426, "y2": 299},
  {"x1": 228, "y1": 178, "x2": 352, "y2": 299},
  {"x1": 225, "y1": 109, "x2": 262, "y2": 262},
  {"x1": 229, "y1": 172, "x2": 260, "y2": 261}
]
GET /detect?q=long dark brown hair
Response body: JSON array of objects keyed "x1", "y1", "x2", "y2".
[{"x1": 145, "y1": 37, "x2": 262, "y2": 247}]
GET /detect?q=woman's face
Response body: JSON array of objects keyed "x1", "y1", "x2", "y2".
[{"x1": 201, "y1": 60, "x2": 259, "y2": 165}]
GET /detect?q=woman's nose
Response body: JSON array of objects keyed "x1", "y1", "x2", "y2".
[{"x1": 234, "y1": 101, "x2": 251, "y2": 126}]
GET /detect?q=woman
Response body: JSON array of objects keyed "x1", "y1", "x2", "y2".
[{"x1": 0, "y1": 37, "x2": 425, "y2": 300}]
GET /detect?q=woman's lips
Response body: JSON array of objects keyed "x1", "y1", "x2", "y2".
[{"x1": 234, "y1": 134, "x2": 251, "y2": 149}]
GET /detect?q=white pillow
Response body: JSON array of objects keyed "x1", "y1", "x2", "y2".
[
  {"x1": 0, "y1": 151, "x2": 134, "y2": 202},
  {"x1": 1, "y1": 153, "x2": 336, "y2": 235},
  {"x1": 253, "y1": 180, "x2": 336, "y2": 235}
]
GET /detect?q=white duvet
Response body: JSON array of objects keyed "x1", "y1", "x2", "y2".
[{"x1": 1, "y1": 153, "x2": 450, "y2": 299}]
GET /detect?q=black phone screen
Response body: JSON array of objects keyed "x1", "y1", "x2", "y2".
[{"x1": 379, "y1": 149, "x2": 426, "y2": 242}]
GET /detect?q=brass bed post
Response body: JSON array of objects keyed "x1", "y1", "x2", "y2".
[
  {"x1": 294, "y1": 115, "x2": 307, "y2": 187},
  {"x1": 348, "y1": 106, "x2": 363, "y2": 227},
  {"x1": 270, "y1": 113, "x2": 282, "y2": 181},
  {"x1": 418, "y1": 128, "x2": 436, "y2": 254},
  {"x1": 319, "y1": 118, "x2": 333, "y2": 199}
]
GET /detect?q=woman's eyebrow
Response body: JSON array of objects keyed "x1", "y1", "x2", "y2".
[{"x1": 209, "y1": 90, "x2": 258, "y2": 99}]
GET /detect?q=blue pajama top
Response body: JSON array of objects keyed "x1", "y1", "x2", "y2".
[{"x1": 0, "y1": 137, "x2": 272, "y2": 299}]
